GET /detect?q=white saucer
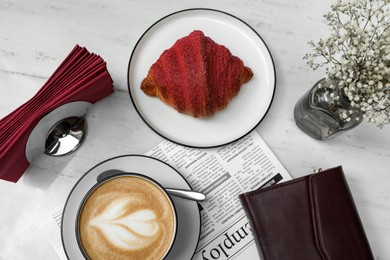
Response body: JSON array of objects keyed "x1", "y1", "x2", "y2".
[{"x1": 61, "y1": 155, "x2": 201, "y2": 259}]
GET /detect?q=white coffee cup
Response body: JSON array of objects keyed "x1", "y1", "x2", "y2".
[{"x1": 76, "y1": 172, "x2": 178, "y2": 260}]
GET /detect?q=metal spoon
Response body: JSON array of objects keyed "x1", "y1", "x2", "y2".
[
  {"x1": 96, "y1": 169, "x2": 206, "y2": 202},
  {"x1": 164, "y1": 188, "x2": 205, "y2": 202}
]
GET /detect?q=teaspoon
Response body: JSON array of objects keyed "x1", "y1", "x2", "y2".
[{"x1": 96, "y1": 169, "x2": 206, "y2": 202}]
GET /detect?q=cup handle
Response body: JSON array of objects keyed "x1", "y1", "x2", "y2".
[{"x1": 96, "y1": 169, "x2": 124, "y2": 183}]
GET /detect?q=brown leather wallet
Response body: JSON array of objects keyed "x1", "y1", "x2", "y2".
[{"x1": 239, "y1": 166, "x2": 374, "y2": 260}]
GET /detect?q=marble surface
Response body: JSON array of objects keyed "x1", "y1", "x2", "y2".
[{"x1": 0, "y1": 0, "x2": 389, "y2": 259}]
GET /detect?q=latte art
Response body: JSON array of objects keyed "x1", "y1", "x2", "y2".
[
  {"x1": 89, "y1": 198, "x2": 160, "y2": 250},
  {"x1": 78, "y1": 176, "x2": 176, "y2": 260}
]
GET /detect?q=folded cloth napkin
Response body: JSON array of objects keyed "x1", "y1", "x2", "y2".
[
  {"x1": 0, "y1": 45, "x2": 114, "y2": 182},
  {"x1": 239, "y1": 166, "x2": 374, "y2": 260}
]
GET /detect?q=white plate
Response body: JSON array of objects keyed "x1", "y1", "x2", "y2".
[
  {"x1": 128, "y1": 8, "x2": 276, "y2": 148},
  {"x1": 61, "y1": 155, "x2": 201, "y2": 259}
]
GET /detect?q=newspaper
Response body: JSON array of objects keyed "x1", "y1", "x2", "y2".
[
  {"x1": 145, "y1": 131, "x2": 291, "y2": 259},
  {"x1": 41, "y1": 210, "x2": 68, "y2": 260},
  {"x1": 45, "y1": 130, "x2": 290, "y2": 260}
]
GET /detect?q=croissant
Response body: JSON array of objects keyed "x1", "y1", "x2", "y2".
[{"x1": 141, "y1": 30, "x2": 253, "y2": 118}]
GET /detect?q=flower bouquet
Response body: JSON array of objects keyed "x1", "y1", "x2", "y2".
[{"x1": 304, "y1": 0, "x2": 390, "y2": 128}]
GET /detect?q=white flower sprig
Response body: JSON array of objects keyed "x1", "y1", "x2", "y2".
[{"x1": 304, "y1": 0, "x2": 390, "y2": 128}]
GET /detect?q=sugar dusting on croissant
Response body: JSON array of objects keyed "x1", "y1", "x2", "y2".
[{"x1": 141, "y1": 30, "x2": 253, "y2": 118}]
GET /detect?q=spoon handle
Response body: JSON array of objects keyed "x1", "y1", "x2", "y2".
[
  {"x1": 96, "y1": 170, "x2": 206, "y2": 202},
  {"x1": 166, "y1": 188, "x2": 206, "y2": 202}
]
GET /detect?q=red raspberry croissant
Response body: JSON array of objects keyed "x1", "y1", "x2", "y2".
[{"x1": 141, "y1": 30, "x2": 253, "y2": 118}]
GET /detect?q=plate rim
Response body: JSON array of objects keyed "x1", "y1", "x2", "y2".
[
  {"x1": 60, "y1": 154, "x2": 201, "y2": 259},
  {"x1": 127, "y1": 8, "x2": 277, "y2": 148}
]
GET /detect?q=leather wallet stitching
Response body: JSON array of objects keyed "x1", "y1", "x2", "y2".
[
  {"x1": 311, "y1": 167, "x2": 341, "y2": 180},
  {"x1": 310, "y1": 166, "x2": 343, "y2": 259},
  {"x1": 310, "y1": 175, "x2": 330, "y2": 260},
  {"x1": 240, "y1": 167, "x2": 342, "y2": 198},
  {"x1": 310, "y1": 167, "x2": 342, "y2": 260},
  {"x1": 240, "y1": 178, "x2": 307, "y2": 197}
]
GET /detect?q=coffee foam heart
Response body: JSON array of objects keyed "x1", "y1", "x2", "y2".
[
  {"x1": 78, "y1": 176, "x2": 176, "y2": 260},
  {"x1": 89, "y1": 197, "x2": 160, "y2": 250}
]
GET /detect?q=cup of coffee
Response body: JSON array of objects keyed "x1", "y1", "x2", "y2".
[{"x1": 76, "y1": 173, "x2": 178, "y2": 260}]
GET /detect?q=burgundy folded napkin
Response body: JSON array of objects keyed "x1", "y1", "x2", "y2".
[{"x1": 0, "y1": 45, "x2": 114, "y2": 182}]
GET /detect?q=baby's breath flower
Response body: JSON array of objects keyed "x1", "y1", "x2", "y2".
[{"x1": 304, "y1": 0, "x2": 390, "y2": 128}]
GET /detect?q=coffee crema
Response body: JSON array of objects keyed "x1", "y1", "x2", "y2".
[{"x1": 78, "y1": 175, "x2": 176, "y2": 260}]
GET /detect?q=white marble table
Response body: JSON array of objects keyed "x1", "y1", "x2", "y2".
[{"x1": 0, "y1": 0, "x2": 389, "y2": 259}]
